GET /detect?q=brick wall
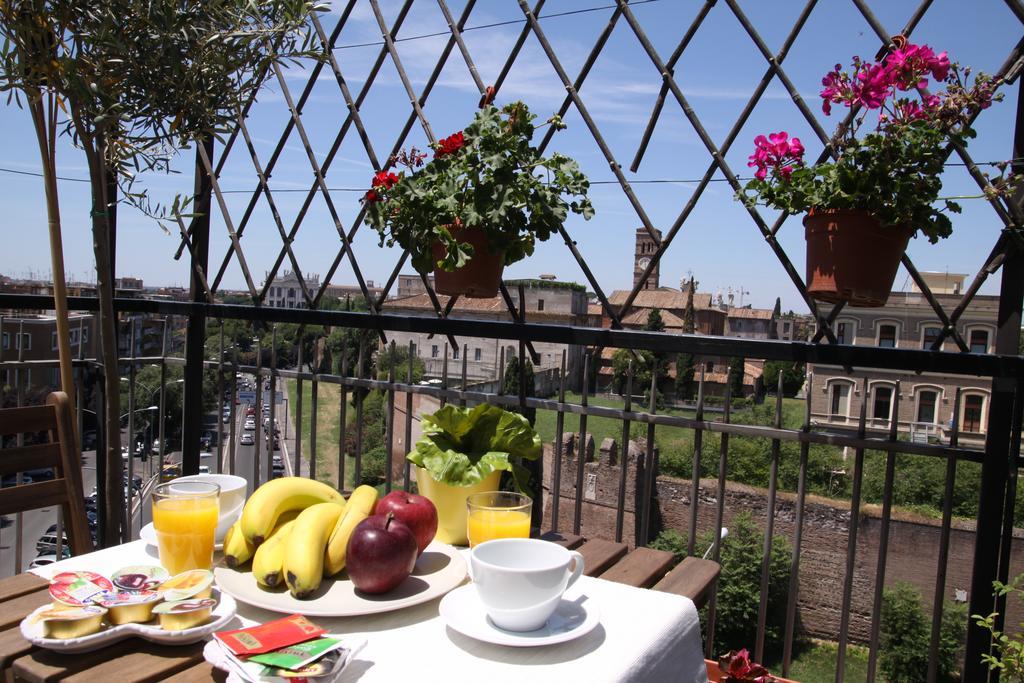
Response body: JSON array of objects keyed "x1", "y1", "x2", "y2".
[{"x1": 541, "y1": 435, "x2": 1024, "y2": 644}]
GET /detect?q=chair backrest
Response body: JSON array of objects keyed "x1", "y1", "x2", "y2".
[{"x1": 0, "y1": 392, "x2": 94, "y2": 556}]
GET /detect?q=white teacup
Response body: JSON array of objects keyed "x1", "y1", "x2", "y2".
[
  {"x1": 470, "y1": 538, "x2": 585, "y2": 632},
  {"x1": 174, "y1": 473, "x2": 246, "y2": 542}
]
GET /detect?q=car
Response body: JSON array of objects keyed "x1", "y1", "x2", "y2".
[
  {"x1": 30, "y1": 549, "x2": 72, "y2": 568},
  {"x1": 160, "y1": 463, "x2": 182, "y2": 481},
  {"x1": 1, "y1": 474, "x2": 32, "y2": 487},
  {"x1": 81, "y1": 430, "x2": 97, "y2": 450},
  {"x1": 199, "y1": 465, "x2": 211, "y2": 474},
  {"x1": 36, "y1": 533, "x2": 70, "y2": 553},
  {"x1": 272, "y1": 454, "x2": 282, "y2": 465},
  {"x1": 243, "y1": 420, "x2": 255, "y2": 431},
  {"x1": 240, "y1": 433, "x2": 255, "y2": 446},
  {"x1": 271, "y1": 465, "x2": 285, "y2": 479},
  {"x1": 245, "y1": 407, "x2": 256, "y2": 417},
  {"x1": 222, "y1": 415, "x2": 230, "y2": 424}
]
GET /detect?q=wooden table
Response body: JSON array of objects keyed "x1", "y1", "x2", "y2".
[{"x1": 0, "y1": 533, "x2": 719, "y2": 682}]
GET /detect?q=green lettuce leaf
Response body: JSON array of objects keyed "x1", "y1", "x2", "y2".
[{"x1": 407, "y1": 404, "x2": 541, "y2": 489}]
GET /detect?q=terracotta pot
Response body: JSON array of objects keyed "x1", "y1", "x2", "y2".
[
  {"x1": 803, "y1": 209, "x2": 914, "y2": 308},
  {"x1": 705, "y1": 659, "x2": 797, "y2": 682},
  {"x1": 432, "y1": 226, "x2": 505, "y2": 298}
]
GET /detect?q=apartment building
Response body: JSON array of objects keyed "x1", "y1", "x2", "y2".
[{"x1": 808, "y1": 273, "x2": 996, "y2": 444}]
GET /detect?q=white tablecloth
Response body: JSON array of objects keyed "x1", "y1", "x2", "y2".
[{"x1": 31, "y1": 541, "x2": 709, "y2": 683}]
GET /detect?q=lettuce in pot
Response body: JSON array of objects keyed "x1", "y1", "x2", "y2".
[{"x1": 407, "y1": 404, "x2": 541, "y2": 494}]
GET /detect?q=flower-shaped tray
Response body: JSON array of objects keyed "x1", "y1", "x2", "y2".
[{"x1": 20, "y1": 589, "x2": 237, "y2": 654}]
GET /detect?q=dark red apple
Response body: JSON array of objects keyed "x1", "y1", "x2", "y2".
[
  {"x1": 375, "y1": 490, "x2": 438, "y2": 556},
  {"x1": 346, "y1": 512, "x2": 418, "y2": 594}
]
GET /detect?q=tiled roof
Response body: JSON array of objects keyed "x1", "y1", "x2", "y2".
[
  {"x1": 727, "y1": 307, "x2": 774, "y2": 320},
  {"x1": 620, "y1": 308, "x2": 686, "y2": 328},
  {"x1": 382, "y1": 293, "x2": 579, "y2": 321},
  {"x1": 607, "y1": 289, "x2": 716, "y2": 311}
]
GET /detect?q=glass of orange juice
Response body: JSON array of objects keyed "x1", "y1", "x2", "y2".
[
  {"x1": 152, "y1": 481, "x2": 220, "y2": 574},
  {"x1": 466, "y1": 491, "x2": 532, "y2": 548}
]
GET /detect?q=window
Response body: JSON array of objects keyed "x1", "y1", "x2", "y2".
[
  {"x1": 829, "y1": 382, "x2": 851, "y2": 418},
  {"x1": 81, "y1": 328, "x2": 89, "y2": 343},
  {"x1": 5, "y1": 332, "x2": 31, "y2": 351},
  {"x1": 878, "y1": 324, "x2": 897, "y2": 348},
  {"x1": 922, "y1": 326, "x2": 941, "y2": 350},
  {"x1": 917, "y1": 390, "x2": 938, "y2": 424},
  {"x1": 872, "y1": 385, "x2": 893, "y2": 420},
  {"x1": 453, "y1": 346, "x2": 460, "y2": 360},
  {"x1": 836, "y1": 322, "x2": 850, "y2": 345},
  {"x1": 431, "y1": 345, "x2": 438, "y2": 358},
  {"x1": 783, "y1": 322, "x2": 791, "y2": 333},
  {"x1": 51, "y1": 331, "x2": 58, "y2": 351},
  {"x1": 706, "y1": 361, "x2": 714, "y2": 373},
  {"x1": 410, "y1": 343, "x2": 417, "y2": 357},
  {"x1": 474, "y1": 348, "x2": 482, "y2": 361},
  {"x1": 288, "y1": 289, "x2": 295, "y2": 298},
  {"x1": 537, "y1": 299, "x2": 545, "y2": 311},
  {"x1": 963, "y1": 394, "x2": 985, "y2": 432},
  {"x1": 1, "y1": 332, "x2": 7, "y2": 350},
  {"x1": 969, "y1": 329, "x2": 989, "y2": 354}
]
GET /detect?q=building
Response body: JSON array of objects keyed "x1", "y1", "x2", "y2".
[
  {"x1": 324, "y1": 281, "x2": 384, "y2": 304},
  {"x1": 263, "y1": 270, "x2": 318, "y2": 309},
  {"x1": 606, "y1": 288, "x2": 726, "y2": 335},
  {"x1": 396, "y1": 274, "x2": 433, "y2": 299},
  {"x1": 382, "y1": 278, "x2": 590, "y2": 385},
  {"x1": 0, "y1": 314, "x2": 96, "y2": 390},
  {"x1": 725, "y1": 307, "x2": 776, "y2": 340},
  {"x1": 775, "y1": 313, "x2": 815, "y2": 341},
  {"x1": 808, "y1": 273, "x2": 996, "y2": 444},
  {"x1": 633, "y1": 227, "x2": 662, "y2": 290}
]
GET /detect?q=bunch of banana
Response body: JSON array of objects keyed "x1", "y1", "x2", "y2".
[
  {"x1": 239, "y1": 477, "x2": 345, "y2": 544},
  {"x1": 324, "y1": 485, "x2": 379, "y2": 577},
  {"x1": 251, "y1": 511, "x2": 300, "y2": 588},
  {"x1": 222, "y1": 519, "x2": 256, "y2": 568},
  {"x1": 282, "y1": 502, "x2": 345, "y2": 599}
]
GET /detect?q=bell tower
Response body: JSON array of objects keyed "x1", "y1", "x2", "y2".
[{"x1": 633, "y1": 227, "x2": 662, "y2": 290}]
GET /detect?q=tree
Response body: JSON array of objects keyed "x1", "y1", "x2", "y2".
[
  {"x1": 377, "y1": 344, "x2": 425, "y2": 384},
  {"x1": 728, "y1": 357, "x2": 745, "y2": 396},
  {"x1": 762, "y1": 361, "x2": 806, "y2": 397},
  {"x1": 0, "y1": 0, "x2": 321, "y2": 543},
  {"x1": 645, "y1": 308, "x2": 665, "y2": 332},
  {"x1": 881, "y1": 582, "x2": 965, "y2": 682},
  {"x1": 772, "y1": 297, "x2": 782, "y2": 318},
  {"x1": 611, "y1": 348, "x2": 654, "y2": 396},
  {"x1": 676, "y1": 280, "x2": 698, "y2": 400},
  {"x1": 502, "y1": 356, "x2": 536, "y2": 426}
]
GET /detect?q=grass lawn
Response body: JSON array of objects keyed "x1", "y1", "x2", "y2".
[
  {"x1": 784, "y1": 640, "x2": 869, "y2": 682},
  {"x1": 286, "y1": 379, "x2": 356, "y2": 488}
]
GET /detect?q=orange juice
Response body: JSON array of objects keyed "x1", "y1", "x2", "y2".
[
  {"x1": 467, "y1": 509, "x2": 531, "y2": 547},
  {"x1": 152, "y1": 497, "x2": 218, "y2": 574}
]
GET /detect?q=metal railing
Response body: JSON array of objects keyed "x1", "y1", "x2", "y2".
[{"x1": 2, "y1": 296, "x2": 1021, "y2": 680}]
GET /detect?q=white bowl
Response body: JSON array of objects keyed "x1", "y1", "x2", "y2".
[{"x1": 174, "y1": 474, "x2": 247, "y2": 541}]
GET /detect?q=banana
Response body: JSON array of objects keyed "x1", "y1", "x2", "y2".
[
  {"x1": 240, "y1": 477, "x2": 345, "y2": 544},
  {"x1": 222, "y1": 518, "x2": 256, "y2": 568},
  {"x1": 282, "y1": 502, "x2": 344, "y2": 599},
  {"x1": 251, "y1": 511, "x2": 300, "y2": 588},
  {"x1": 323, "y1": 484, "x2": 379, "y2": 577}
]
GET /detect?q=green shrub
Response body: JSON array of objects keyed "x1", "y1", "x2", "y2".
[
  {"x1": 880, "y1": 582, "x2": 965, "y2": 682},
  {"x1": 649, "y1": 528, "x2": 688, "y2": 565}
]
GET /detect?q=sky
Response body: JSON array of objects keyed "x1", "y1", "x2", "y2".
[{"x1": 0, "y1": 0, "x2": 1020, "y2": 312}]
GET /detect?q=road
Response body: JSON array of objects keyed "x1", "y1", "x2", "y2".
[{"x1": 0, "y1": 374, "x2": 308, "y2": 578}]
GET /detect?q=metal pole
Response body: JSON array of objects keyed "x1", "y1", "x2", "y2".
[
  {"x1": 181, "y1": 136, "x2": 214, "y2": 477},
  {"x1": 963, "y1": 76, "x2": 1024, "y2": 682}
]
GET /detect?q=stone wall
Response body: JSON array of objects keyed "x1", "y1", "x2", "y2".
[{"x1": 541, "y1": 435, "x2": 1024, "y2": 644}]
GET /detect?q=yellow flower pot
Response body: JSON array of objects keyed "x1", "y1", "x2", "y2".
[{"x1": 415, "y1": 467, "x2": 501, "y2": 546}]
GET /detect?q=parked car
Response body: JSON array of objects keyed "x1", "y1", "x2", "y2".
[
  {"x1": 271, "y1": 464, "x2": 285, "y2": 479},
  {"x1": 36, "y1": 533, "x2": 70, "y2": 553},
  {"x1": 1, "y1": 474, "x2": 32, "y2": 488},
  {"x1": 244, "y1": 420, "x2": 255, "y2": 431},
  {"x1": 199, "y1": 465, "x2": 211, "y2": 474},
  {"x1": 245, "y1": 407, "x2": 256, "y2": 417},
  {"x1": 160, "y1": 463, "x2": 181, "y2": 481},
  {"x1": 30, "y1": 548, "x2": 71, "y2": 568},
  {"x1": 240, "y1": 433, "x2": 255, "y2": 446},
  {"x1": 222, "y1": 414, "x2": 230, "y2": 424}
]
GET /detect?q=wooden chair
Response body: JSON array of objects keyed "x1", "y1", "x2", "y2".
[{"x1": 0, "y1": 392, "x2": 93, "y2": 555}]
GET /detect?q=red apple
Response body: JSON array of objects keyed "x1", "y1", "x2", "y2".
[
  {"x1": 346, "y1": 513, "x2": 418, "y2": 594},
  {"x1": 375, "y1": 490, "x2": 438, "y2": 556}
]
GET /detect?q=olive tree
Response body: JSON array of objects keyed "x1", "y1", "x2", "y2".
[{"x1": 0, "y1": 0, "x2": 324, "y2": 542}]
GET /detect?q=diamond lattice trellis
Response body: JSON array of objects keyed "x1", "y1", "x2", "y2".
[{"x1": 176, "y1": 0, "x2": 1024, "y2": 352}]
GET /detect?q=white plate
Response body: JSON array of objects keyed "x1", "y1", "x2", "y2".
[
  {"x1": 439, "y1": 584, "x2": 600, "y2": 647},
  {"x1": 21, "y1": 589, "x2": 237, "y2": 654},
  {"x1": 213, "y1": 541, "x2": 466, "y2": 617},
  {"x1": 140, "y1": 522, "x2": 223, "y2": 551}
]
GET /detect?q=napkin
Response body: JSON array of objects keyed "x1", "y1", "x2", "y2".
[{"x1": 203, "y1": 635, "x2": 365, "y2": 682}]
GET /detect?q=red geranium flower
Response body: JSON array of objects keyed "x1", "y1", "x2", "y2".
[
  {"x1": 364, "y1": 189, "x2": 380, "y2": 203},
  {"x1": 435, "y1": 131, "x2": 465, "y2": 158},
  {"x1": 372, "y1": 170, "x2": 399, "y2": 189}
]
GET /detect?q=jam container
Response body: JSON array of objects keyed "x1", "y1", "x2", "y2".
[
  {"x1": 158, "y1": 569, "x2": 213, "y2": 602},
  {"x1": 32, "y1": 604, "x2": 108, "y2": 639},
  {"x1": 97, "y1": 591, "x2": 162, "y2": 625},
  {"x1": 48, "y1": 571, "x2": 114, "y2": 606},
  {"x1": 152, "y1": 598, "x2": 217, "y2": 631},
  {"x1": 111, "y1": 565, "x2": 168, "y2": 592}
]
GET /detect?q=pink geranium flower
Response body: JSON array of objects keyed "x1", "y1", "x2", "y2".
[{"x1": 748, "y1": 131, "x2": 804, "y2": 182}]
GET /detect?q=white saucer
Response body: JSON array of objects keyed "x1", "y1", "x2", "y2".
[
  {"x1": 438, "y1": 583, "x2": 599, "y2": 647},
  {"x1": 140, "y1": 522, "x2": 224, "y2": 551}
]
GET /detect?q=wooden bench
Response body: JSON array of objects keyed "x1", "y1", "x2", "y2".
[{"x1": 540, "y1": 531, "x2": 721, "y2": 609}]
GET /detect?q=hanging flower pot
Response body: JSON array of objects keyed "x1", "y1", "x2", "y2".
[
  {"x1": 431, "y1": 225, "x2": 505, "y2": 298},
  {"x1": 804, "y1": 209, "x2": 914, "y2": 307}
]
